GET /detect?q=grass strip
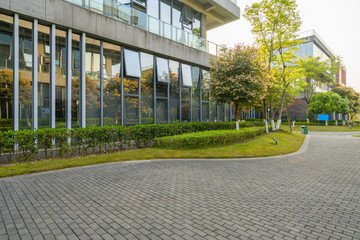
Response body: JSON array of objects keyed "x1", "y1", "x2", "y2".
[{"x1": 0, "y1": 131, "x2": 305, "y2": 178}]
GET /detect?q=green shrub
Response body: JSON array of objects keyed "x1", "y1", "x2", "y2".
[
  {"x1": 153, "y1": 127, "x2": 265, "y2": 149},
  {"x1": 0, "y1": 121, "x2": 264, "y2": 163}
]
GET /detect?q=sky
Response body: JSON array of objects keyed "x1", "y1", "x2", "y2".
[{"x1": 207, "y1": 0, "x2": 360, "y2": 92}]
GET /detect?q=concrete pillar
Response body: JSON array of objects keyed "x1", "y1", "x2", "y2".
[
  {"x1": 79, "y1": 33, "x2": 86, "y2": 128},
  {"x1": 50, "y1": 24, "x2": 56, "y2": 128},
  {"x1": 65, "y1": 29, "x2": 72, "y2": 129},
  {"x1": 32, "y1": 19, "x2": 38, "y2": 131},
  {"x1": 13, "y1": 14, "x2": 19, "y2": 131}
]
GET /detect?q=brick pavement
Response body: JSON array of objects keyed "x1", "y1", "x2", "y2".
[{"x1": 1, "y1": 131, "x2": 360, "y2": 239}]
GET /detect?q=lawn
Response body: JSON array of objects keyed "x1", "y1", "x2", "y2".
[
  {"x1": 0, "y1": 130, "x2": 305, "y2": 178},
  {"x1": 281, "y1": 124, "x2": 360, "y2": 132}
]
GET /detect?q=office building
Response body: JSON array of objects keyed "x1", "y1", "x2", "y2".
[{"x1": 0, "y1": 0, "x2": 240, "y2": 131}]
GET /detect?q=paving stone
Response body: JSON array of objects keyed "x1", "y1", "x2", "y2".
[{"x1": 1, "y1": 132, "x2": 360, "y2": 239}]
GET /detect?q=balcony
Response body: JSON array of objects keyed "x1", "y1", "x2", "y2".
[{"x1": 65, "y1": 0, "x2": 220, "y2": 55}]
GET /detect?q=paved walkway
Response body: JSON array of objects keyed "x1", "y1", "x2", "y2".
[{"x1": 1, "y1": 132, "x2": 360, "y2": 240}]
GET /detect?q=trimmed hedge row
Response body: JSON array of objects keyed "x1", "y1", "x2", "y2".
[
  {"x1": 153, "y1": 127, "x2": 265, "y2": 149},
  {"x1": 0, "y1": 121, "x2": 263, "y2": 163}
]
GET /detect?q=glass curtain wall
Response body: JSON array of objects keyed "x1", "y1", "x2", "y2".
[
  {"x1": 225, "y1": 103, "x2": 230, "y2": 121},
  {"x1": 218, "y1": 104, "x2": 225, "y2": 122},
  {"x1": 103, "y1": 42, "x2": 121, "y2": 126},
  {"x1": 19, "y1": 19, "x2": 33, "y2": 130},
  {"x1": 0, "y1": 14, "x2": 13, "y2": 131},
  {"x1": 85, "y1": 37, "x2": 101, "y2": 126},
  {"x1": 201, "y1": 69, "x2": 210, "y2": 122},
  {"x1": 169, "y1": 60, "x2": 179, "y2": 123},
  {"x1": 156, "y1": 57, "x2": 169, "y2": 124},
  {"x1": 191, "y1": 66, "x2": 200, "y2": 122},
  {"x1": 123, "y1": 49, "x2": 141, "y2": 124},
  {"x1": 71, "y1": 33, "x2": 80, "y2": 128},
  {"x1": 55, "y1": 29, "x2": 66, "y2": 128},
  {"x1": 38, "y1": 25, "x2": 50, "y2": 129},
  {"x1": 140, "y1": 52, "x2": 154, "y2": 124},
  {"x1": 181, "y1": 64, "x2": 191, "y2": 122}
]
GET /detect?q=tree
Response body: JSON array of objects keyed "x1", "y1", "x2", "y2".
[
  {"x1": 244, "y1": 0, "x2": 303, "y2": 128},
  {"x1": 332, "y1": 84, "x2": 360, "y2": 122},
  {"x1": 307, "y1": 92, "x2": 349, "y2": 117},
  {"x1": 207, "y1": 44, "x2": 270, "y2": 120},
  {"x1": 299, "y1": 56, "x2": 339, "y2": 101}
]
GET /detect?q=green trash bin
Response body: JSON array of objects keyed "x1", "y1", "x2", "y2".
[{"x1": 301, "y1": 126, "x2": 308, "y2": 134}]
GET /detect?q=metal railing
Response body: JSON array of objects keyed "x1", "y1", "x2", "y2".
[{"x1": 65, "y1": 0, "x2": 220, "y2": 56}]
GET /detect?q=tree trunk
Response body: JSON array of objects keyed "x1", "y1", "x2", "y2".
[
  {"x1": 277, "y1": 89, "x2": 286, "y2": 129},
  {"x1": 234, "y1": 104, "x2": 241, "y2": 121},
  {"x1": 285, "y1": 98, "x2": 292, "y2": 134},
  {"x1": 263, "y1": 99, "x2": 267, "y2": 120}
]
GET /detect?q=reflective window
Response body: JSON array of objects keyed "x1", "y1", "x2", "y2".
[
  {"x1": 103, "y1": 42, "x2": 121, "y2": 126},
  {"x1": 71, "y1": 34, "x2": 80, "y2": 128},
  {"x1": 147, "y1": 0, "x2": 159, "y2": 18},
  {"x1": 55, "y1": 29, "x2": 66, "y2": 128},
  {"x1": 181, "y1": 64, "x2": 192, "y2": 86},
  {"x1": 0, "y1": 14, "x2": 13, "y2": 130},
  {"x1": 156, "y1": 99, "x2": 167, "y2": 123},
  {"x1": 156, "y1": 57, "x2": 169, "y2": 83},
  {"x1": 124, "y1": 49, "x2": 141, "y2": 78},
  {"x1": 124, "y1": 96, "x2": 138, "y2": 124},
  {"x1": 124, "y1": 78, "x2": 139, "y2": 94},
  {"x1": 38, "y1": 25, "x2": 50, "y2": 129},
  {"x1": 191, "y1": 66, "x2": 200, "y2": 122},
  {"x1": 181, "y1": 86, "x2": 190, "y2": 122},
  {"x1": 210, "y1": 102, "x2": 217, "y2": 122},
  {"x1": 193, "y1": 10, "x2": 201, "y2": 37},
  {"x1": 172, "y1": 0, "x2": 182, "y2": 29},
  {"x1": 202, "y1": 103, "x2": 209, "y2": 122},
  {"x1": 140, "y1": 52, "x2": 154, "y2": 124},
  {"x1": 19, "y1": 19, "x2": 33, "y2": 130},
  {"x1": 201, "y1": 70, "x2": 210, "y2": 101},
  {"x1": 169, "y1": 60, "x2": 179, "y2": 123},
  {"x1": 225, "y1": 103, "x2": 230, "y2": 121},
  {"x1": 85, "y1": 38, "x2": 101, "y2": 126},
  {"x1": 160, "y1": 0, "x2": 171, "y2": 24},
  {"x1": 218, "y1": 104, "x2": 225, "y2": 122}
]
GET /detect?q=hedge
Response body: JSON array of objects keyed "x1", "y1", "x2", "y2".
[
  {"x1": 0, "y1": 121, "x2": 263, "y2": 163},
  {"x1": 153, "y1": 127, "x2": 265, "y2": 149}
]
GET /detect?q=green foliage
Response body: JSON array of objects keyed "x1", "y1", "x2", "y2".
[
  {"x1": 0, "y1": 121, "x2": 263, "y2": 163},
  {"x1": 307, "y1": 92, "x2": 350, "y2": 116},
  {"x1": 244, "y1": 0, "x2": 304, "y2": 120},
  {"x1": 153, "y1": 127, "x2": 265, "y2": 149},
  {"x1": 332, "y1": 85, "x2": 360, "y2": 121},
  {"x1": 299, "y1": 56, "x2": 339, "y2": 100},
  {"x1": 208, "y1": 44, "x2": 270, "y2": 120}
]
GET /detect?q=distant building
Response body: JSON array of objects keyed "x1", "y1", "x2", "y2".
[
  {"x1": 336, "y1": 62, "x2": 347, "y2": 86},
  {"x1": 288, "y1": 30, "x2": 340, "y2": 119}
]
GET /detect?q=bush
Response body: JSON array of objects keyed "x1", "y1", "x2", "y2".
[
  {"x1": 153, "y1": 127, "x2": 265, "y2": 149},
  {"x1": 0, "y1": 121, "x2": 264, "y2": 162}
]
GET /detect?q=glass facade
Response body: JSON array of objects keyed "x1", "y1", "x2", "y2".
[
  {"x1": 85, "y1": 38, "x2": 101, "y2": 126},
  {"x1": 191, "y1": 66, "x2": 200, "y2": 122},
  {"x1": 103, "y1": 42, "x2": 121, "y2": 126},
  {"x1": 55, "y1": 29, "x2": 66, "y2": 128},
  {"x1": 38, "y1": 25, "x2": 50, "y2": 129},
  {"x1": 0, "y1": 13, "x2": 230, "y2": 132},
  {"x1": 140, "y1": 52, "x2": 154, "y2": 124},
  {"x1": 19, "y1": 19, "x2": 33, "y2": 130},
  {"x1": 0, "y1": 14, "x2": 13, "y2": 130},
  {"x1": 169, "y1": 60, "x2": 179, "y2": 123},
  {"x1": 71, "y1": 33, "x2": 80, "y2": 128}
]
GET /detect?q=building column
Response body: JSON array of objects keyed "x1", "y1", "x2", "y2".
[
  {"x1": 79, "y1": 33, "x2": 86, "y2": 128},
  {"x1": 65, "y1": 29, "x2": 72, "y2": 129},
  {"x1": 50, "y1": 24, "x2": 56, "y2": 128},
  {"x1": 32, "y1": 19, "x2": 38, "y2": 131},
  {"x1": 100, "y1": 40, "x2": 104, "y2": 126},
  {"x1": 13, "y1": 14, "x2": 19, "y2": 131}
]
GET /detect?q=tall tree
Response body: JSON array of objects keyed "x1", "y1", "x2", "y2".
[
  {"x1": 299, "y1": 56, "x2": 339, "y2": 101},
  {"x1": 207, "y1": 44, "x2": 270, "y2": 120},
  {"x1": 244, "y1": 0, "x2": 303, "y2": 128},
  {"x1": 307, "y1": 92, "x2": 349, "y2": 117},
  {"x1": 332, "y1": 84, "x2": 360, "y2": 123}
]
